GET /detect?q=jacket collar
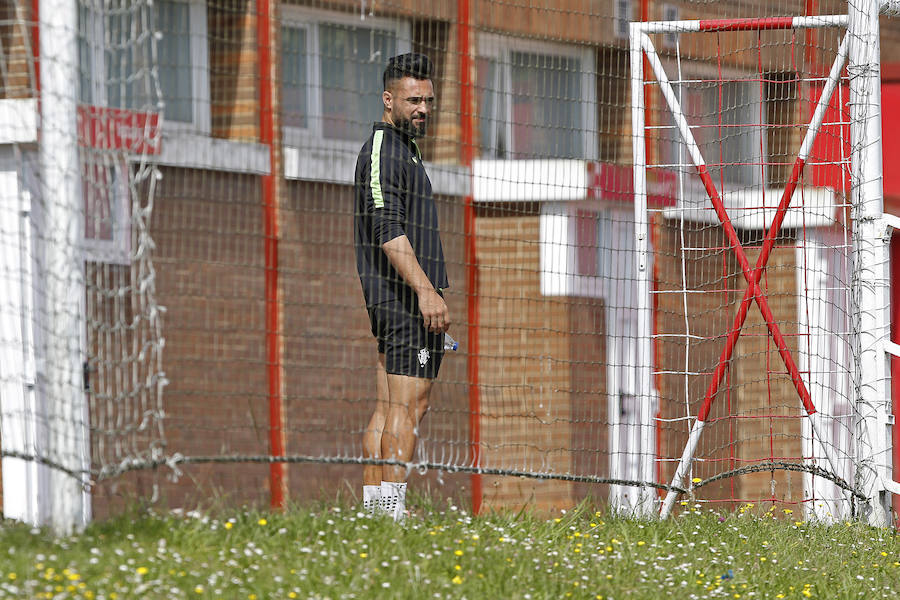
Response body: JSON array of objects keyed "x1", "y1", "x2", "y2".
[{"x1": 373, "y1": 122, "x2": 421, "y2": 159}]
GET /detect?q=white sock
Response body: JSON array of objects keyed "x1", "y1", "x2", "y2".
[
  {"x1": 363, "y1": 485, "x2": 381, "y2": 513},
  {"x1": 380, "y1": 481, "x2": 407, "y2": 522}
]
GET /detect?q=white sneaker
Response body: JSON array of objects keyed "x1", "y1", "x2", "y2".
[
  {"x1": 363, "y1": 485, "x2": 382, "y2": 516},
  {"x1": 380, "y1": 481, "x2": 407, "y2": 522}
]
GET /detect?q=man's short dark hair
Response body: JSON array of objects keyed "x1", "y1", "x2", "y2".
[{"x1": 383, "y1": 53, "x2": 433, "y2": 90}]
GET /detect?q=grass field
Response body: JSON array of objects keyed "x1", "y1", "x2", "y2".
[{"x1": 1, "y1": 496, "x2": 899, "y2": 599}]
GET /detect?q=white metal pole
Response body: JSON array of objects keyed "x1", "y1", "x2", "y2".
[
  {"x1": 630, "y1": 23, "x2": 656, "y2": 518},
  {"x1": 660, "y1": 419, "x2": 705, "y2": 518},
  {"x1": 39, "y1": 0, "x2": 91, "y2": 534},
  {"x1": 0, "y1": 154, "x2": 45, "y2": 525},
  {"x1": 848, "y1": 0, "x2": 892, "y2": 528}
]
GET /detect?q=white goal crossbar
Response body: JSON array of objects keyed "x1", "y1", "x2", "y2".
[{"x1": 635, "y1": 15, "x2": 847, "y2": 34}]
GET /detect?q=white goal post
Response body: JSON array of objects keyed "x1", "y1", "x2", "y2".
[{"x1": 631, "y1": 0, "x2": 899, "y2": 525}]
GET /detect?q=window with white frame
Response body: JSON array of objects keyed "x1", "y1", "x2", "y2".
[
  {"x1": 78, "y1": 0, "x2": 208, "y2": 261},
  {"x1": 477, "y1": 35, "x2": 597, "y2": 160},
  {"x1": 658, "y1": 63, "x2": 766, "y2": 188},
  {"x1": 78, "y1": 0, "x2": 210, "y2": 131},
  {"x1": 280, "y1": 9, "x2": 410, "y2": 146},
  {"x1": 81, "y1": 152, "x2": 131, "y2": 264}
]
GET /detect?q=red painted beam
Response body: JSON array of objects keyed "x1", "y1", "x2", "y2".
[
  {"x1": 699, "y1": 17, "x2": 796, "y2": 32},
  {"x1": 695, "y1": 158, "x2": 815, "y2": 422}
]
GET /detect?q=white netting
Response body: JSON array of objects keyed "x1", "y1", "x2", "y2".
[
  {"x1": 0, "y1": 0, "x2": 165, "y2": 529},
  {"x1": 0, "y1": 1, "x2": 895, "y2": 527},
  {"x1": 634, "y1": 9, "x2": 890, "y2": 521}
]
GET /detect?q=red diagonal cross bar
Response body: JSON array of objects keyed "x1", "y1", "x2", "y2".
[{"x1": 693, "y1": 157, "x2": 816, "y2": 423}]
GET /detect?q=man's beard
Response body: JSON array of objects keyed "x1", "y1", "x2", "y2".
[{"x1": 396, "y1": 115, "x2": 427, "y2": 137}]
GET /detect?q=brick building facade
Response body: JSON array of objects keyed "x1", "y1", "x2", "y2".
[{"x1": 2, "y1": 0, "x2": 900, "y2": 519}]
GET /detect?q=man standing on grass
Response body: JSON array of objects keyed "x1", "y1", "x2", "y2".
[{"x1": 354, "y1": 53, "x2": 450, "y2": 521}]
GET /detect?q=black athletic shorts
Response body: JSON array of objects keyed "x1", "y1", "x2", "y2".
[{"x1": 367, "y1": 297, "x2": 444, "y2": 379}]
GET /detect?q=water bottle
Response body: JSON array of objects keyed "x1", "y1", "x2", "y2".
[{"x1": 443, "y1": 332, "x2": 459, "y2": 351}]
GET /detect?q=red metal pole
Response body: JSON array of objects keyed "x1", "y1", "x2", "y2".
[
  {"x1": 694, "y1": 159, "x2": 815, "y2": 422},
  {"x1": 697, "y1": 17, "x2": 798, "y2": 31},
  {"x1": 257, "y1": 0, "x2": 286, "y2": 510},
  {"x1": 458, "y1": 0, "x2": 481, "y2": 515}
]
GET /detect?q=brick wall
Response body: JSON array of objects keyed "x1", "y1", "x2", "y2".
[
  {"x1": 8, "y1": 0, "x2": 900, "y2": 519},
  {"x1": 732, "y1": 231, "x2": 804, "y2": 504},
  {"x1": 655, "y1": 217, "x2": 805, "y2": 507},
  {"x1": 278, "y1": 180, "x2": 470, "y2": 502},
  {"x1": 655, "y1": 218, "x2": 739, "y2": 503},
  {"x1": 209, "y1": 0, "x2": 262, "y2": 140},
  {"x1": 568, "y1": 296, "x2": 609, "y2": 504},
  {"x1": 93, "y1": 167, "x2": 271, "y2": 515},
  {"x1": 474, "y1": 208, "x2": 608, "y2": 513},
  {"x1": 472, "y1": 0, "x2": 622, "y2": 45},
  {"x1": 0, "y1": 1, "x2": 33, "y2": 98},
  {"x1": 91, "y1": 172, "x2": 474, "y2": 515}
]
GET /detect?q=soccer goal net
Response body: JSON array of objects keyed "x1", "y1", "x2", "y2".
[
  {"x1": 633, "y1": 7, "x2": 896, "y2": 523},
  {"x1": 1, "y1": 0, "x2": 897, "y2": 531}
]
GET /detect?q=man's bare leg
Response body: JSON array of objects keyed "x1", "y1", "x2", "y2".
[
  {"x1": 362, "y1": 355, "x2": 390, "y2": 512},
  {"x1": 380, "y1": 373, "x2": 432, "y2": 519}
]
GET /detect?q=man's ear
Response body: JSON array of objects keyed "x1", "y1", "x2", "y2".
[{"x1": 382, "y1": 90, "x2": 392, "y2": 112}]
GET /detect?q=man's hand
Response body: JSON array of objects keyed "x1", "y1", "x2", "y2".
[{"x1": 417, "y1": 287, "x2": 450, "y2": 333}]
